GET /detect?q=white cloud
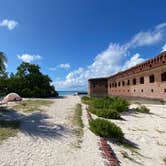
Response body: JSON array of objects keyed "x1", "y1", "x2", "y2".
[
  {"x1": 0, "y1": 19, "x2": 18, "y2": 30},
  {"x1": 49, "y1": 67, "x2": 56, "y2": 71},
  {"x1": 54, "y1": 22, "x2": 166, "y2": 90},
  {"x1": 161, "y1": 43, "x2": 166, "y2": 52},
  {"x1": 59, "y1": 63, "x2": 70, "y2": 69},
  {"x1": 122, "y1": 53, "x2": 145, "y2": 70},
  {"x1": 17, "y1": 54, "x2": 42, "y2": 63}
]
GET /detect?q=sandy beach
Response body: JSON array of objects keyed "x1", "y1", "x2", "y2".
[
  {"x1": 0, "y1": 96, "x2": 104, "y2": 166},
  {"x1": 110, "y1": 104, "x2": 166, "y2": 166},
  {"x1": 0, "y1": 96, "x2": 166, "y2": 166}
]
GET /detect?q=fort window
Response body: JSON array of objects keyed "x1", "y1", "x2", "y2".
[
  {"x1": 118, "y1": 82, "x2": 121, "y2": 87},
  {"x1": 140, "y1": 77, "x2": 144, "y2": 84},
  {"x1": 122, "y1": 81, "x2": 125, "y2": 86},
  {"x1": 134, "y1": 89, "x2": 136, "y2": 92},
  {"x1": 128, "y1": 89, "x2": 130, "y2": 92},
  {"x1": 164, "y1": 89, "x2": 166, "y2": 93},
  {"x1": 93, "y1": 84, "x2": 96, "y2": 88},
  {"x1": 161, "y1": 72, "x2": 166, "y2": 81},
  {"x1": 151, "y1": 89, "x2": 154, "y2": 92},
  {"x1": 149, "y1": 75, "x2": 155, "y2": 83},
  {"x1": 133, "y1": 78, "x2": 136, "y2": 85},
  {"x1": 110, "y1": 83, "x2": 111, "y2": 88},
  {"x1": 115, "y1": 82, "x2": 117, "y2": 87},
  {"x1": 112, "y1": 83, "x2": 114, "y2": 87},
  {"x1": 105, "y1": 85, "x2": 108, "y2": 88},
  {"x1": 141, "y1": 89, "x2": 143, "y2": 92},
  {"x1": 127, "y1": 80, "x2": 130, "y2": 85}
]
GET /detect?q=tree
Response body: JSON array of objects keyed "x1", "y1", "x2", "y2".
[{"x1": 6, "y1": 62, "x2": 58, "y2": 98}]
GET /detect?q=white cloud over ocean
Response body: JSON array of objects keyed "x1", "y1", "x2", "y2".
[
  {"x1": 54, "y1": 22, "x2": 166, "y2": 90},
  {"x1": 17, "y1": 54, "x2": 42, "y2": 63},
  {"x1": 0, "y1": 19, "x2": 18, "y2": 30}
]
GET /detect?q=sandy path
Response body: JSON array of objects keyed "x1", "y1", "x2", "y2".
[{"x1": 0, "y1": 96, "x2": 104, "y2": 166}]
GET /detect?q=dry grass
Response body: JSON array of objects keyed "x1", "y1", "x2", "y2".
[
  {"x1": 163, "y1": 157, "x2": 166, "y2": 165},
  {"x1": 12, "y1": 100, "x2": 53, "y2": 112},
  {"x1": 72, "y1": 103, "x2": 84, "y2": 148},
  {"x1": 0, "y1": 119, "x2": 20, "y2": 142}
]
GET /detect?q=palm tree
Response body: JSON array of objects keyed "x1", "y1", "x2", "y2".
[{"x1": 0, "y1": 52, "x2": 7, "y2": 72}]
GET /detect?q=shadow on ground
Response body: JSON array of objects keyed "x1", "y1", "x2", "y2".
[{"x1": 0, "y1": 106, "x2": 72, "y2": 140}]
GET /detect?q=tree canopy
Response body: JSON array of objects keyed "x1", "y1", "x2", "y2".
[{"x1": 0, "y1": 62, "x2": 58, "y2": 98}]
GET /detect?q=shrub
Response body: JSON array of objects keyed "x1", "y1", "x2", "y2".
[
  {"x1": 89, "y1": 106, "x2": 121, "y2": 119},
  {"x1": 89, "y1": 118, "x2": 124, "y2": 140},
  {"x1": 110, "y1": 96, "x2": 129, "y2": 113},
  {"x1": 135, "y1": 105, "x2": 150, "y2": 113},
  {"x1": 81, "y1": 96, "x2": 91, "y2": 104},
  {"x1": 88, "y1": 96, "x2": 129, "y2": 113}
]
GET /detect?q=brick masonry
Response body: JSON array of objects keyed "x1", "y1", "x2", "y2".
[{"x1": 88, "y1": 51, "x2": 166, "y2": 100}]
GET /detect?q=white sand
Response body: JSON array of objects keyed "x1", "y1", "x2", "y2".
[
  {"x1": 0, "y1": 96, "x2": 104, "y2": 166},
  {"x1": 109, "y1": 104, "x2": 166, "y2": 166}
]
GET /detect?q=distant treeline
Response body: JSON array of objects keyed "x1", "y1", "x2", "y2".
[{"x1": 0, "y1": 62, "x2": 58, "y2": 98}]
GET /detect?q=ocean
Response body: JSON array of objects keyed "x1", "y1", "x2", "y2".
[{"x1": 57, "y1": 91, "x2": 87, "y2": 96}]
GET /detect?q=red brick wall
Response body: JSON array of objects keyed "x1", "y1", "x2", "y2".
[{"x1": 88, "y1": 52, "x2": 166, "y2": 100}]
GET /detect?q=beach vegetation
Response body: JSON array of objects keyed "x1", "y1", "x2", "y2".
[
  {"x1": 12, "y1": 99, "x2": 53, "y2": 112},
  {"x1": 0, "y1": 62, "x2": 58, "y2": 98},
  {"x1": 134, "y1": 105, "x2": 150, "y2": 114},
  {"x1": 89, "y1": 118, "x2": 124, "y2": 140},
  {"x1": 0, "y1": 119, "x2": 20, "y2": 141},
  {"x1": 72, "y1": 103, "x2": 84, "y2": 147}
]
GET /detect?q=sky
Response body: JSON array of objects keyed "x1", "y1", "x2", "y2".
[{"x1": 0, "y1": 0, "x2": 166, "y2": 91}]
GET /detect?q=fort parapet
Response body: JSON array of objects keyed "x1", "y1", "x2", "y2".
[{"x1": 88, "y1": 51, "x2": 166, "y2": 100}]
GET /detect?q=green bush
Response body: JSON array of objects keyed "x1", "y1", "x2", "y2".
[
  {"x1": 89, "y1": 106, "x2": 120, "y2": 119},
  {"x1": 81, "y1": 96, "x2": 91, "y2": 105},
  {"x1": 135, "y1": 105, "x2": 150, "y2": 113},
  {"x1": 110, "y1": 96, "x2": 129, "y2": 113},
  {"x1": 87, "y1": 96, "x2": 129, "y2": 113},
  {"x1": 89, "y1": 118, "x2": 124, "y2": 140}
]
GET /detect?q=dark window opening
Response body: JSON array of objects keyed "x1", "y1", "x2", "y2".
[
  {"x1": 118, "y1": 82, "x2": 121, "y2": 87},
  {"x1": 93, "y1": 84, "x2": 96, "y2": 88},
  {"x1": 122, "y1": 81, "x2": 125, "y2": 86},
  {"x1": 110, "y1": 83, "x2": 111, "y2": 88},
  {"x1": 128, "y1": 90, "x2": 130, "y2": 92},
  {"x1": 164, "y1": 89, "x2": 166, "y2": 93},
  {"x1": 161, "y1": 72, "x2": 166, "y2": 82},
  {"x1": 134, "y1": 89, "x2": 136, "y2": 92},
  {"x1": 140, "y1": 77, "x2": 144, "y2": 84},
  {"x1": 149, "y1": 75, "x2": 155, "y2": 83},
  {"x1": 141, "y1": 89, "x2": 143, "y2": 92},
  {"x1": 127, "y1": 80, "x2": 130, "y2": 85},
  {"x1": 115, "y1": 82, "x2": 117, "y2": 87},
  {"x1": 133, "y1": 78, "x2": 136, "y2": 85},
  {"x1": 151, "y1": 89, "x2": 154, "y2": 92}
]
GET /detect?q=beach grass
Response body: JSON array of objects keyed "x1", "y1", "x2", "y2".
[
  {"x1": 12, "y1": 99, "x2": 53, "y2": 113},
  {"x1": 0, "y1": 119, "x2": 20, "y2": 142},
  {"x1": 72, "y1": 103, "x2": 84, "y2": 147}
]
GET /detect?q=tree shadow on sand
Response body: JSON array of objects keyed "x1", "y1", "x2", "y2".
[{"x1": 0, "y1": 107, "x2": 73, "y2": 140}]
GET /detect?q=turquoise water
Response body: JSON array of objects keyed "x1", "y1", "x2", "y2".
[{"x1": 57, "y1": 91, "x2": 87, "y2": 96}]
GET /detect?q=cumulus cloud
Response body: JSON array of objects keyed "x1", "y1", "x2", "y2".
[
  {"x1": 17, "y1": 54, "x2": 42, "y2": 63},
  {"x1": 122, "y1": 53, "x2": 145, "y2": 70},
  {"x1": 161, "y1": 43, "x2": 166, "y2": 52},
  {"x1": 59, "y1": 63, "x2": 70, "y2": 69},
  {"x1": 0, "y1": 19, "x2": 18, "y2": 30},
  {"x1": 54, "y1": 22, "x2": 166, "y2": 90}
]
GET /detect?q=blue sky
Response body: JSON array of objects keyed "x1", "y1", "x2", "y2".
[{"x1": 0, "y1": 0, "x2": 166, "y2": 90}]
